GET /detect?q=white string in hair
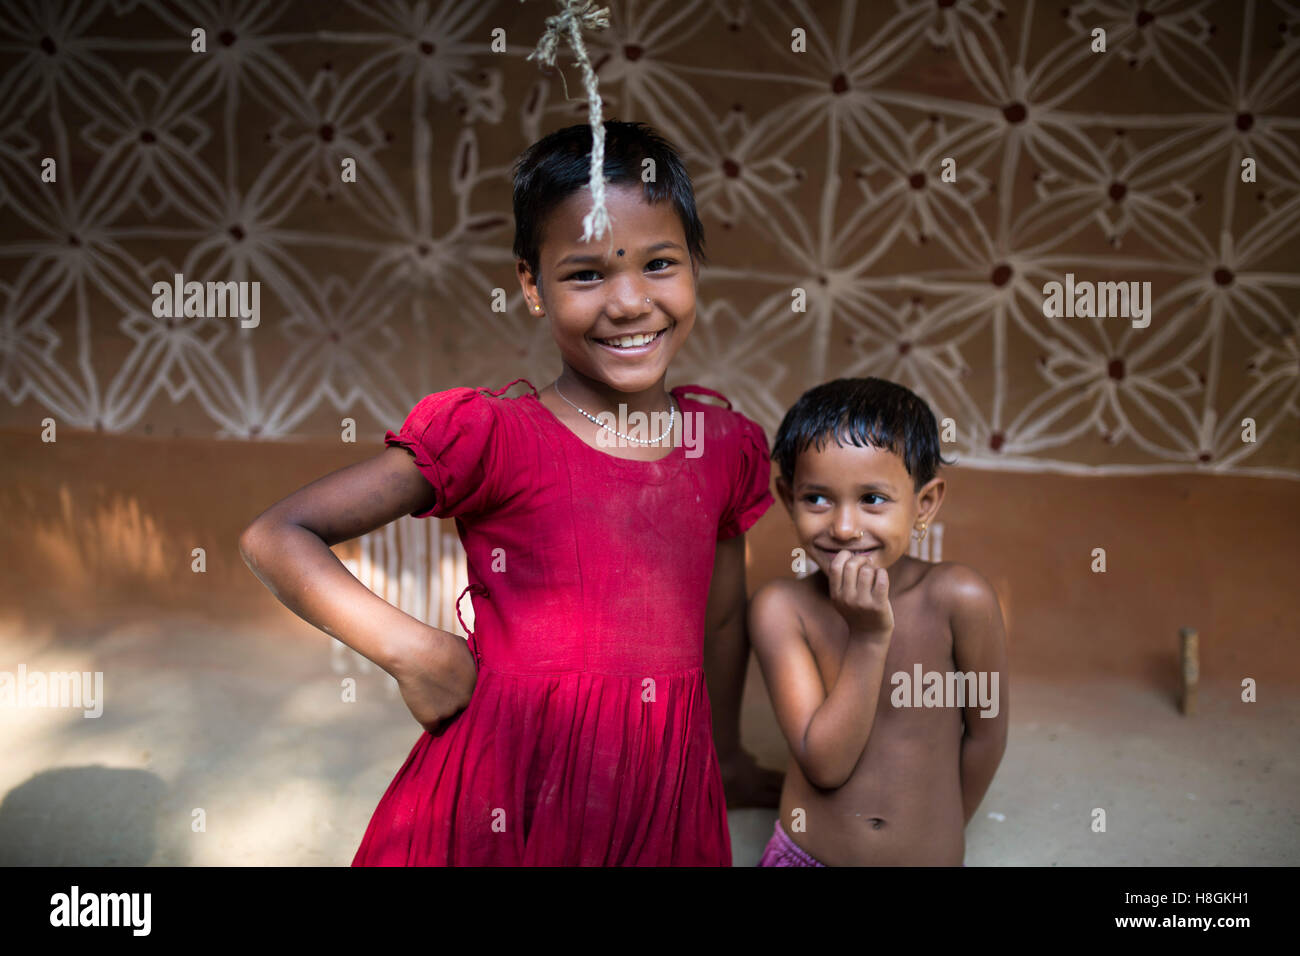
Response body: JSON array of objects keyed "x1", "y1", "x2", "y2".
[{"x1": 521, "y1": 0, "x2": 613, "y2": 246}]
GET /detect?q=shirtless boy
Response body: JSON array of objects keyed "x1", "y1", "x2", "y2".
[{"x1": 750, "y1": 377, "x2": 1008, "y2": 866}]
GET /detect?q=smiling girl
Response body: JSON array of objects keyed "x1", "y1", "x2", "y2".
[{"x1": 239, "y1": 120, "x2": 780, "y2": 865}]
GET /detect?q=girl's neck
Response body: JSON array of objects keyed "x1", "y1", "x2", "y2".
[{"x1": 553, "y1": 367, "x2": 673, "y2": 418}]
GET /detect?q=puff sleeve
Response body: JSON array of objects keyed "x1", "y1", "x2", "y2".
[
  {"x1": 717, "y1": 413, "x2": 775, "y2": 540},
  {"x1": 384, "y1": 387, "x2": 500, "y2": 519}
]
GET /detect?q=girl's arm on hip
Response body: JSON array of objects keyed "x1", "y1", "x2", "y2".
[{"x1": 238, "y1": 446, "x2": 476, "y2": 723}]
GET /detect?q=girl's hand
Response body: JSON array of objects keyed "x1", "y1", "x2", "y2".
[
  {"x1": 387, "y1": 622, "x2": 478, "y2": 734},
  {"x1": 828, "y1": 548, "x2": 894, "y2": 639},
  {"x1": 717, "y1": 748, "x2": 784, "y2": 809}
]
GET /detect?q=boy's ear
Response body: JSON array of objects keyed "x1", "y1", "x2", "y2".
[
  {"x1": 915, "y1": 476, "x2": 946, "y2": 525},
  {"x1": 775, "y1": 475, "x2": 795, "y2": 513}
]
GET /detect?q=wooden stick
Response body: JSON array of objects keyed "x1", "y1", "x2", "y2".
[{"x1": 1179, "y1": 627, "x2": 1198, "y2": 715}]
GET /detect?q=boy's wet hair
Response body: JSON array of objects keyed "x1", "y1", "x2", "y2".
[
  {"x1": 511, "y1": 119, "x2": 708, "y2": 284},
  {"x1": 773, "y1": 378, "x2": 956, "y2": 493}
]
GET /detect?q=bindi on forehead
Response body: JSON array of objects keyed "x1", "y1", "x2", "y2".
[{"x1": 617, "y1": 248, "x2": 624, "y2": 256}]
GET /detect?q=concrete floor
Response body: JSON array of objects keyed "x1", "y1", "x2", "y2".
[{"x1": 2, "y1": 613, "x2": 1297, "y2": 866}]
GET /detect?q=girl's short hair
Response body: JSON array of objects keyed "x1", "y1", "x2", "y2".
[
  {"x1": 511, "y1": 119, "x2": 708, "y2": 282},
  {"x1": 772, "y1": 378, "x2": 956, "y2": 492}
]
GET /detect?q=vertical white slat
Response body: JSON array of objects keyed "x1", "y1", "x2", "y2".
[
  {"x1": 397, "y1": 512, "x2": 415, "y2": 617},
  {"x1": 432, "y1": 527, "x2": 442, "y2": 631},
  {"x1": 389, "y1": 523, "x2": 410, "y2": 698},
  {"x1": 410, "y1": 511, "x2": 427, "y2": 624},
  {"x1": 455, "y1": 531, "x2": 472, "y2": 635},
  {"x1": 441, "y1": 529, "x2": 457, "y2": 635},
  {"x1": 909, "y1": 522, "x2": 943, "y2": 562},
  {"x1": 382, "y1": 521, "x2": 398, "y2": 609}
]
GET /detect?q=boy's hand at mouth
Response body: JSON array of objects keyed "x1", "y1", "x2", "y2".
[{"x1": 828, "y1": 547, "x2": 894, "y2": 639}]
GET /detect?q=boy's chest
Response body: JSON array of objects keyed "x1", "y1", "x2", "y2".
[{"x1": 803, "y1": 583, "x2": 954, "y2": 696}]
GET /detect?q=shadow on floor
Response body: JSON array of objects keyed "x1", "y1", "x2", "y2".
[{"x1": 0, "y1": 766, "x2": 173, "y2": 866}]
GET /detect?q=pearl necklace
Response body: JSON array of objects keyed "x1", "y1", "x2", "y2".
[{"x1": 552, "y1": 380, "x2": 676, "y2": 445}]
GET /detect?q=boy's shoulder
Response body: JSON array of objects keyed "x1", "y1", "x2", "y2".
[
  {"x1": 749, "y1": 574, "x2": 821, "y2": 638},
  {"x1": 752, "y1": 572, "x2": 808, "y2": 604},
  {"x1": 922, "y1": 560, "x2": 1000, "y2": 622}
]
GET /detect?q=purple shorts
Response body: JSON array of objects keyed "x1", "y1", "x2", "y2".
[
  {"x1": 757, "y1": 818, "x2": 969, "y2": 866},
  {"x1": 757, "y1": 818, "x2": 826, "y2": 867}
]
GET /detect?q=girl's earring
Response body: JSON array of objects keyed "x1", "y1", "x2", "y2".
[{"x1": 912, "y1": 522, "x2": 929, "y2": 541}]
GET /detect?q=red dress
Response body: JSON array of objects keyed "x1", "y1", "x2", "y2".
[{"x1": 351, "y1": 378, "x2": 775, "y2": 865}]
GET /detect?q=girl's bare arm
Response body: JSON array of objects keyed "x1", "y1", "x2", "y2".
[
  {"x1": 238, "y1": 445, "x2": 476, "y2": 728},
  {"x1": 703, "y1": 533, "x2": 783, "y2": 807}
]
